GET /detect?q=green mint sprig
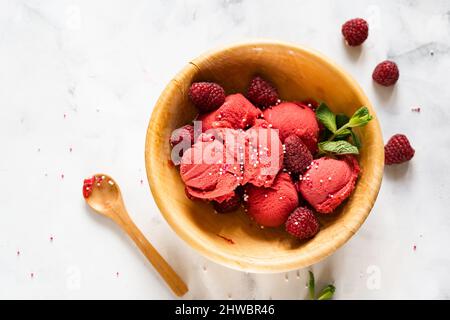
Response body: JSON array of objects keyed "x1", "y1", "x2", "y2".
[
  {"x1": 316, "y1": 103, "x2": 372, "y2": 155},
  {"x1": 308, "y1": 271, "x2": 315, "y2": 300},
  {"x1": 308, "y1": 271, "x2": 336, "y2": 300},
  {"x1": 318, "y1": 140, "x2": 359, "y2": 155},
  {"x1": 317, "y1": 285, "x2": 336, "y2": 300}
]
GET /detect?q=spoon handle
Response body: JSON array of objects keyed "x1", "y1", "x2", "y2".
[{"x1": 114, "y1": 208, "x2": 188, "y2": 297}]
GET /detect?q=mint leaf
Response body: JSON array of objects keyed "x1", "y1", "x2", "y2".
[
  {"x1": 316, "y1": 103, "x2": 336, "y2": 133},
  {"x1": 335, "y1": 128, "x2": 351, "y2": 140},
  {"x1": 308, "y1": 271, "x2": 315, "y2": 300},
  {"x1": 347, "y1": 106, "x2": 373, "y2": 128},
  {"x1": 335, "y1": 114, "x2": 351, "y2": 140},
  {"x1": 336, "y1": 113, "x2": 350, "y2": 128},
  {"x1": 318, "y1": 104, "x2": 371, "y2": 150},
  {"x1": 352, "y1": 106, "x2": 369, "y2": 119},
  {"x1": 318, "y1": 140, "x2": 359, "y2": 155},
  {"x1": 350, "y1": 130, "x2": 361, "y2": 148},
  {"x1": 317, "y1": 285, "x2": 336, "y2": 300},
  {"x1": 307, "y1": 272, "x2": 336, "y2": 300}
]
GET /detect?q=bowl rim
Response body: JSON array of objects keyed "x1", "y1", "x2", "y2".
[{"x1": 145, "y1": 40, "x2": 384, "y2": 273}]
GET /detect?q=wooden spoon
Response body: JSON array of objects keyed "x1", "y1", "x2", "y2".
[{"x1": 84, "y1": 174, "x2": 188, "y2": 297}]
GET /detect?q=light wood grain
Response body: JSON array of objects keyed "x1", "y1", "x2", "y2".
[
  {"x1": 145, "y1": 41, "x2": 384, "y2": 273},
  {"x1": 85, "y1": 174, "x2": 188, "y2": 296}
]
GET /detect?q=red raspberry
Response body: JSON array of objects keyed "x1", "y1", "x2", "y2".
[
  {"x1": 169, "y1": 125, "x2": 195, "y2": 147},
  {"x1": 283, "y1": 134, "x2": 313, "y2": 175},
  {"x1": 342, "y1": 18, "x2": 369, "y2": 46},
  {"x1": 247, "y1": 76, "x2": 279, "y2": 109},
  {"x1": 213, "y1": 193, "x2": 241, "y2": 213},
  {"x1": 285, "y1": 207, "x2": 320, "y2": 239},
  {"x1": 189, "y1": 82, "x2": 225, "y2": 112},
  {"x1": 372, "y1": 60, "x2": 399, "y2": 86},
  {"x1": 384, "y1": 134, "x2": 415, "y2": 165},
  {"x1": 169, "y1": 125, "x2": 195, "y2": 165}
]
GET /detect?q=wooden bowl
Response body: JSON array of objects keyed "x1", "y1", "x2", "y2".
[{"x1": 145, "y1": 41, "x2": 384, "y2": 273}]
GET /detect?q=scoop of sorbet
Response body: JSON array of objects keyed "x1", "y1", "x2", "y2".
[
  {"x1": 245, "y1": 173, "x2": 298, "y2": 227},
  {"x1": 180, "y1": 134, "x2": 242, "y2": 201},
  {"x1": 297, "y1": 156, "x2": 360, "y2": 214},
  {"x1": 243, "y1": 120, "x2": 284, "y2": 187},
  {"x1": 197, "y1": 94, "x2": 261, "y2": 132},
  {"x1": 263, "y1": 102, "x2": 319, "y2": 153}
]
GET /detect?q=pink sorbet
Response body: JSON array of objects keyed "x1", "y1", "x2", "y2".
[
  {"x1": 180, "y1": 133, "x2": 242, "y2": 201},
  {"x1": 197, "y1": 94, "x2": 261, "y2": 132},
  {"x1": 297, "y1": 155, "x2": 360, "y2": 214},
  {"x1": 263, "y1": 102, "x2": 319, "y2": 153},
  {"x1": 245, "y1": 173, "x2": 298, "y2": 227},
  {"x1": 242, "y1": 120, "x2": 283, "y2": 187}
]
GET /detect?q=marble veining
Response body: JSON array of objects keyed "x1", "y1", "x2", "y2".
[{"x1": 1, "y1": 0, "x2": 450, "y2": 299}]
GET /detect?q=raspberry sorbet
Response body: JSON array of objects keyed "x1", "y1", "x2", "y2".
[{"x1": 298, "y1": 156, "x2": 360, "y2": 214}]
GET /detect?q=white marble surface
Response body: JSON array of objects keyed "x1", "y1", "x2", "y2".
[{"x1": 1, "y1": 0, "x2": 450, "y2": 300}]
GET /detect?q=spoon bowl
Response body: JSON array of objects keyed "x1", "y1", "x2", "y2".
[{"x1": 84, "y1": 174, "x2": 122, "y2": 217}]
